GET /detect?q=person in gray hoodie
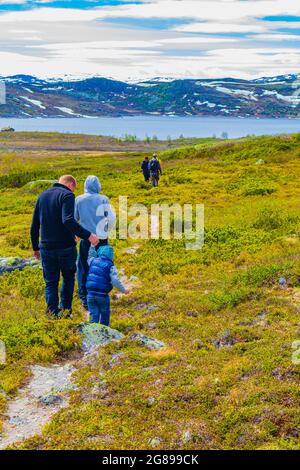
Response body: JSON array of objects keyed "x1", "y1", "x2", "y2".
[{"x1": 75, "y1": 175, "x2": 116, "y2": 309}]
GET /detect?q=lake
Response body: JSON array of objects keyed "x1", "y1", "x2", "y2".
[{"x1": 0, "y1": 115, "x2": 299, "y2": 139}]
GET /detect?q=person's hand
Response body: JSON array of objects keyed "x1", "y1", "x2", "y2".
[
  {"x1": 88, "y1": 233, "x2": 100, "y2": 246},
  {"x1": 124, "y1": 289, "x2": 130, "y2": 295},
  {"x1": 33, "y1": 250, "x2": 40, "y2": 260}
]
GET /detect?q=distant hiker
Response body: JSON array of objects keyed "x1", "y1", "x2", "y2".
[
  {"x1": 141, "y1": 156, "x2": 150, "y2": 182},
  {"x1": 149, "y1": 153, "x2": 162, "y2": 187},
  {"x1": 86, "y1": 245, "x2": 128, "y2": 325},
  {"x1": 30, "y1": 175, "x2": 99, "y2": 318},
  {"x1": 75, "y1": 175, "x2": 116, "y2": 310}
]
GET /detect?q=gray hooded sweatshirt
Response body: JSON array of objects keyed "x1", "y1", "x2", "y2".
[{"x1": 75, "y1": 176, "x2": 116, "y2": 238}]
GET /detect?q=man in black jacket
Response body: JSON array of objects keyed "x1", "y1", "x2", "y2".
[
  {"x1": 141, "y1": 156, "x2": 150, "y2": 182},
  {"x1": 30, "y1": 175, "x2": 99, "y2": 318}
]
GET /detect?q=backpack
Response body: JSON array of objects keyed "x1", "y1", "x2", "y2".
[{"x1": 150, "y1": 159, "x2": 158, "y2": 172}]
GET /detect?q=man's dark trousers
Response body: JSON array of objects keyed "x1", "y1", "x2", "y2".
[
  {"x1": 77, "y1": 238, "x2": 108, "y2": 309},
  {"x1": 41, "y1": 246, "x2": 77, "y2": 316}
]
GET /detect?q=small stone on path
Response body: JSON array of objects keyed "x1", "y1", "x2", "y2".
[{"x1": 128, "y1": 333, "x2": 165, "y2": 350}]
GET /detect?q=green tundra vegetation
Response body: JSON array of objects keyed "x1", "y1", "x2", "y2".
[{"x1": 0, "y1": 132, "x2": 300, "y2": 450}]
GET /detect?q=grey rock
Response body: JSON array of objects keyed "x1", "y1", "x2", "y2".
[
  {"x1": 182, "y1": 430, "x2": 192, "y2": 444},
  {"x1": 147, "y1": 321, "x2": 157, "y2": 330},
  {"x1": 149, "y1": 437, "x2": 161, "y2": 448},
  {"x1": 213, "y1": 330, "x2": 236, "y2": 349},
  {"x1": 80, "y1": 323, "x2": 124, "y2": 353},
  {"x1": 251, "y1": 311, "x2": 269, "y2": 327},
  {"x1": 122, "y1": 245, "x2": 140, "y2": 255},
  {"x1": 39, "y1": 394, "x2": 63, "y2": 406},
  {"x1": 128, "y1": 333, "x2": 165, "y2": 350},
  {"x1": 272, "y1": 368, "x2": 293, "y2": 382},
  {"x1": 135, "y1": 303, "x2": 159, "y2": 312},
  {"x1": 9, "y1": 416, "x2": 28, "y2": 426},
  {"x1": 147, "y1": 397, "x2": 156, "y2": 406},
  {"x1": 0, "y1": 257, "x2": 40, "y2": 275},
  {"x1": 278, "y1": 276, "x2": 287, "y2": 287}
]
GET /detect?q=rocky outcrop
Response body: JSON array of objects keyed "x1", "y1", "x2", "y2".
[
  {"x1": 0, "y1": 257, "x2": 40, "y2": 275},
  {"x1": 0, "y1": 323, "x2": 166, "y2": 448},
  {"x1": 79, "y1": 323, "x2": 124, "y2": 353},
  {"x1": 20, "y1": 180, "x2": 56, "y2": 194},
  {"x1": 128, "y1": 333, "x2": 165, "y2": 350},
  {"x1": 0, "y1": 364, "x2": 77, "y2": 449}
]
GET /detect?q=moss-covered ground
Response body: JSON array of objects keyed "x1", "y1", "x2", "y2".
[{"x1": 0, "y1": 132, "x2": 300, "y2": 449}]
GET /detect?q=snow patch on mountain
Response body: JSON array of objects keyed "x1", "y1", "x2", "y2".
[
  {"x1": 262, "y1": 90, "x2": 300, "y2": 105},
  {"x1": 22, "y1": 87, "x2": 34, "y2": 94},
  {"x1": 204, "y1": 84, "x2": 258, "y2": 101},
  {"x1": 55, "y1": 107, "x2": 78, "y2": 116},
  {"x1": 195, "y1": 101, "x2": 216, "y2": 108},
  {"x1": 20, "y1": 96, "x2": 46, "y2": 109}
]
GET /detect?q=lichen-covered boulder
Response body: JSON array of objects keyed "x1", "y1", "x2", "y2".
[
  {"x1": 79, "y1": 323, "x2": 124, "y2": 353},
  {"x1": 128, "y1": 333, "x2": 165, "y2": 350},
  {"x1": 21, "y1": 180, "x2": 57, "y2": 194},
  {"x1": 0, "y1": 257, "x2": 40, "y2": 275}
]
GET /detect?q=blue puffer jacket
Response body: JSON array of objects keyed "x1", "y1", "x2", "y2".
[{"x1": 86, "y1": 255, "x2": 114, "y2": 296}]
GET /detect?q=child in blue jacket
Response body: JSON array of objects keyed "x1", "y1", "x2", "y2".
[{"x1": 86, "y1": 245, "x2": 127, "y2": 325}]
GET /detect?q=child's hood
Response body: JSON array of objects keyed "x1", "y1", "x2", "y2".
[
  {"x1": 96, "y1": 245, "x2": 114, "y2": 261},
  {"x1": 84, "y1": 175, "x2": 101, "y2": 194}
]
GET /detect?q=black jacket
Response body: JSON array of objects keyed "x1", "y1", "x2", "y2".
[
  {"x1": 141, "y1": 160, "x2": 150, "y2": 174},
  {"x1": 30, "y1": 183, "x2": 91, "y2": 251}
]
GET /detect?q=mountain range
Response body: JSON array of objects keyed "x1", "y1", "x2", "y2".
[{"x1": 0, "y1": 73, "x2": 300, "y2": 119}]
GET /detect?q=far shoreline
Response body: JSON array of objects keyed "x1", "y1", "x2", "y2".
[{"x1": 0, "y1": 115, "x2": 299, "y2": 140}]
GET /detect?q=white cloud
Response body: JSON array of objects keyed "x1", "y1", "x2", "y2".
[
  {"x1": 160, "y1": 37, "x2": 236, "y2": 44},
  {"x1": 0, "y1": 0, "x2": 27, "y2": 4},
  {"x1": 1, "y1": 45, "x2": 300, "y2": 81},
  {"x1": 0, "y1": 1, "x2": 299, "y2": 23},
  {"x1": 175, "y1": 23, "x2": 266, "y2": 33},
  {"x1": 32, "y1": 40, "x2": 160, "y2": 51},
  {"x1": 0, "y1": 0, "x2": 299, "y2": 79},
  {"x1": 252, "y1": 34, "x2": 300, "y2": 41},
  {"x1": 0, "y1": 8, "x2": 103, "y2": 22}
]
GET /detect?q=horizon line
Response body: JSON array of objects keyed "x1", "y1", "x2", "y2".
[{"x1": 1, "y1": 71, "x2": 300, "y2": 83}]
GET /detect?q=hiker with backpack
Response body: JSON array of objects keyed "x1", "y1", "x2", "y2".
[
  {"x1": 141, "y1": 156, "x2": 150, "y2": 182},
  {"x1": 149, "y1": 153, "x2": 162, "y2": 187}
]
